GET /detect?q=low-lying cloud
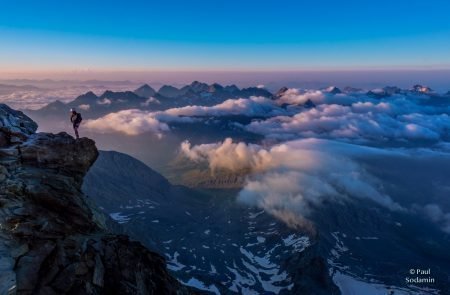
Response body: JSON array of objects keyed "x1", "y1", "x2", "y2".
[
  {"x1": 78, "y1": 104, "x2": 90, "y2": 110},
  {"x1": 277, "y1": 89, "x2": 326, "y2": 105},
  {"x1": 81, "y1": 87, "x2": 450, "y2": 146},
  {"x1": 164, "y1": 96, "x2": 285, "y2": 117},
  {"x1": 247, "y1": 101, "x2": 450, "y2": 142},
  {"x1": 180, "y1": 138, "x2": 404, "y2": 229},
  {"x1": 84, "y1": 96, "x2": 286, "y2": 135},
  {"x1": 85, "y1": 109, "x2": 169, "y2": 137},
  {"x1": 422, "y1": 204, "x2": 450, "y2": 234}
]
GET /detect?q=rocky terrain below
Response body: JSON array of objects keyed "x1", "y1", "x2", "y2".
[
  {"x1": 83, "y1": 151, "x2": 340, "y2": 294},
  {"x1": 0, "y1": 104, "x2": 196, "y2": 295}
]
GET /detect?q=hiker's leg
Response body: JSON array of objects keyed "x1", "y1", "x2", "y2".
[{"x1": 74, "y1": 125, "x2": 79, "y2": 139}]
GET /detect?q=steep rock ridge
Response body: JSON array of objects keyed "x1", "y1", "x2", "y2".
[{"x1": 0, "y1": 104, "x2": 195, "y2": 295}]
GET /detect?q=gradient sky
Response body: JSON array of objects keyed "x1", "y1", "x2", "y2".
[{"x1": 1, "y1": 0, "x2": 450, "y2": 75}]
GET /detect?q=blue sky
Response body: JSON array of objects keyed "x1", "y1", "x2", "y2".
[{"x1": 1, "y1": 0, "x2": 450, "y2": 74}]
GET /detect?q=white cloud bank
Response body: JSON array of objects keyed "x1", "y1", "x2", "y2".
[
  {"x1": 84, "y1": 96, "x2": 286, "y2": 135},
  {"x1": 82, "y1": 88, "x2": 450, "y2": 146},
  {"x1": 164, "y1": 96, "x2": 284, "y2": 117},
  {"x1": 247, "y1": 101, "x2": 450, "y2": 142},
  {"x1": 78, "y1": 104, "x2": 90, "y2": 110},
  {"x1": 180, "y1": 138, "x2": 404, "y2": 229},
  {"x1": 85, "y1": 109, "x2": 169, "y2": 137}
]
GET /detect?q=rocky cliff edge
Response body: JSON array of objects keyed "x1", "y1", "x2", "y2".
[{"x1": 0, "y1": 104, "x2": 195, "y2": 295}]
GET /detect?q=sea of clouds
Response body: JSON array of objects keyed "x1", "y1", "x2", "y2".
[
  {"x1": 79, "y1": 87, "x2": 450, "y2": 232},
  {"x1": 180, "y1": 137, "x2": 450, "y2": 233},
  {"x1": 84, "y1": 96, "x2": 289, "y2": 135},
  {"x1": 178, "y1": 89, "x2": 449, "y2": 232},
  {"x1": 84, "y1": 88, "x2": 450, "y2": 144},
  {"x1": 27, "y1": 85, "x2": 450, "y2": 233},
  {"x1": 181, "y1": 138, "x2": 406, "y2": 228}
]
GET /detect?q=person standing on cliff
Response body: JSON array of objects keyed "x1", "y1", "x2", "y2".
[{"x1": 70, "y1": 108, "x2": 83, "y2": 139}]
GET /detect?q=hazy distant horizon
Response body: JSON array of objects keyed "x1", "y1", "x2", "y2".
[{"x1": 1, "y1": 69, "x2": 449, "y2": 92}]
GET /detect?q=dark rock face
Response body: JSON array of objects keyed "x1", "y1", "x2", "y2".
[
  {"x1": 281, "y1": 242, "x2": 340, "y2": 295},
  {"x1": 208, "y1": 83, "x2": 224, "y2": 93},
  {"x1": 324, "y1": 86, "x2": 342, "y2": 94},
  {"x1": 240, "y1": 86, "x2": 273, "y2": 98},
  {"x1": 99, "y1": 90, "x2": 144, "y2": 102},
  {"x1": 188, "y1": 81, "x2": 209, "y2": 93},
  {"x1": 275, "y1": 86, "x2": 289, "y2": 98},
  {"x1": 0, "y1": 104, "x2": 195, "y2": 294},
  {"x1": 157, "y1": 85, "x2": 185, "y2": 98},
  {"x1": 303, "y1": 99, "x2": 316, "y2": 109},
  {"x1": 72, "y1": 91, "x2": 99, "y2": 106},
  {"x1": 82, "y1": 151, "x2": 171, "y2": 211},
  {"x1": 134, "y1": 84, "x2": 157, "y2": 98},
  {"x1": 223, "y1": 84, "x2": 239, "y2": 93},
  {"x1": 0, "y1": 104, "x2": 38, "y2": 147},
  {"x1": 383, "y1": 86, "x2": 402, "y2": 96}
]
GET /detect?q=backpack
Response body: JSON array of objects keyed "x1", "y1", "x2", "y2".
[{"x1": 76, "y1": 113, "x2": 83, "y2": 124}]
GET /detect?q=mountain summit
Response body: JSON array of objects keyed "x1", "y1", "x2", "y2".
[{"x1": 134, "y1": 84, "x2": 157, "y2": 98}]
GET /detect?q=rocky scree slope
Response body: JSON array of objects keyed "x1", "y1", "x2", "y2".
[
  {"x1": 84, "y1": 151, "x2": 340, "y2": 295},
  {"x1": 0, "y1": 103, "x2": 196, "y2": 295}
]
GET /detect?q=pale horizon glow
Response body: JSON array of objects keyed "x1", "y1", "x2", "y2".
[{"x1": 1, "y1": 69, "x2": 450, "y2": 94}]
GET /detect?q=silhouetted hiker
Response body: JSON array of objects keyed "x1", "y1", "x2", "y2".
[{"x1": 70, "y1": 108, "x2": 82, "y2": 139}]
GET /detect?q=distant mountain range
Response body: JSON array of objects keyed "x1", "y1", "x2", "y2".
[
  {"x1": 27, "y1": 81, "x2": 275, "y2": 119},
  {"x1": 26, "y1": 81, "x2": 447, "y2": 122},
  {"x1": 138, "y1": 81, "x2": 272, "y2": 99}
]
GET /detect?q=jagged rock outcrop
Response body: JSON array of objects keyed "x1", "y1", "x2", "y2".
[
  {"x1": 275, "y1": 86, "x2": 289, "y2": 98},
  {"x1": 280, "y1": 242, "x2": 340, "y2": 295},
  {"x1": 0, "y1": 104, "x2": 38, "y2": 147},
  {"x1": 323, "y1": 86, "x2": 342, "y2": 94},
  {"x1": 0, "y1": 104, "x2": 195, "y2": 295}
]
